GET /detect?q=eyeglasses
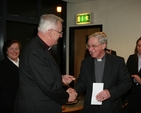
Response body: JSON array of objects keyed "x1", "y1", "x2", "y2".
[
  {"x1": 86, "y1": 44, "x2": 101, "y2": 49},
  {"x1": 52, "y1": 29, "x2": 63, "y2": 35}
]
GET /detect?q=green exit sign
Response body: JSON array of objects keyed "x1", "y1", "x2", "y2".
[{"x1": 76, "y1": 13, "x2": 91, "y2": 25}]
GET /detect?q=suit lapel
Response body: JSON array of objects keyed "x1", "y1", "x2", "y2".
[
  {"x1": 88, "y1": 58, "x2": 96, "y2": 82},
  {"x1": 102, "y1": 54, "x2": 113, "y2": 83}
]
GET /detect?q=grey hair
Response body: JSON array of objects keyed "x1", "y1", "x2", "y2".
[
  {"x1": 88, "y1": 32, "x2": 108, "y2": 44},
  {"x1": 38, "y1": 14, "x2": 63, "y2": 33}
]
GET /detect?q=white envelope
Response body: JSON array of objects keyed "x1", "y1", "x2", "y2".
[{"x1": 91, "y1": 83, "x2": 104, "y2": 105}]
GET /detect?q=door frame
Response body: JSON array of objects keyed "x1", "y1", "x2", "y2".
[{"x1": 69, "y1": 25, "x2": 103, "y2": 76}]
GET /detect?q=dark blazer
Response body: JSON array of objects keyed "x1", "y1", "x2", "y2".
[
  {"x1": 74, "y1": 53, "x2": 132, "y2": 113},
  {"x1": 0, "y1": 57, "x2": 19, "y2": 113},
  {"x1": 126, "y1": 54, "x2": 138, "y2": 76},
  {"x1": 126, "y1": 54, "x2": 141, "y2": 113},
  {"x1": 14, "y1": 36, "x2": 69, "y2": 113}
]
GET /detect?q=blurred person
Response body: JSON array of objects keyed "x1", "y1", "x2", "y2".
[
  {"x1": 126, "y1": 37, "x2": 141, "y2": 113},
  {"x1": 105, "y1": 48, "x2": 116, "y2": 55},
  {"x1": 67, "y1": 32, "x2": 132, "y2": 113},
  {"x1": 14, "y1": 14, "x2": 75, "y2": 113},
  {"x1": 0, "y1": 39, "x2": 21, "y2": 113}
]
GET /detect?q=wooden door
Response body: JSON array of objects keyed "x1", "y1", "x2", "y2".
[{"x1": 69, "y1": 25, "x2": 102, "y2": 82}]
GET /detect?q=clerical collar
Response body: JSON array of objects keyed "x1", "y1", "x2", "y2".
[
  {"x1": 97, "y1": 58, "x2": 102, "y2": 61},
  {"x1": 38, "y1": 36, "x2": 51, "y2": 51},
  {"x1": 96, "y1": 54, "x2": 106, "y2": 62},
  {"x1": 48, "y1": 47, "x2": 52, "y2": 50},
  {"x1": 44, "y1": 43, "x2": 50, "y2": 50},
  {"x1": 42, "y1": 40, "x2": 51, "y2": 50}
]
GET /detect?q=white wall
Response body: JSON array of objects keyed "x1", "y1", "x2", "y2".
[{"x1": 66, "y1": 0, "x2": 141, "y2": 73}]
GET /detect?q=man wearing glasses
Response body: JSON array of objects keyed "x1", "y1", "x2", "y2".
[
  {"x1": 14, "y1": 14, "x2": 76, "y2": 113},
  {"x1": 67, "y1": 32, "x2": 131, "y2": 113},
  {"x1": 84, "y1": 32, "x2": 116, "y2": 58}
]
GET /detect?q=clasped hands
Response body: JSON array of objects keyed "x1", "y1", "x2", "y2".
[
  {"x1": 62, "y1": 75, "x2": 111, "y2": 102},
  {"x1": 62, "y1": 75, "x2": 77, "y2": 102},
  {"x1": 66, "y1": 88, "x2": 77, "y2": 102}
]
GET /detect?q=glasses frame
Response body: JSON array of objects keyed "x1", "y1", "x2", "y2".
[
  {"x1": 52, "y1": 29, "x2": 63, "y2": 35},
  {"x1": 86, "y1": 44, "x2": 102, "y2": 49}
]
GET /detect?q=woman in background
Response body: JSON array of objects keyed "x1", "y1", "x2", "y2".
[
  {"x1": 126, "y1": 37, "x2": 141, "y2": 113},
  {"x1": 0, "y1": 39, "x2": 21, "y2": 113}
]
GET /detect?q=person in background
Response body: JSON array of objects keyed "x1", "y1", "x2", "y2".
[
  {"x1": 126, "y1": 37, "x2": 141, "y2": 113},
  {"x1": 105, "y1": 48, "x2": 117, "y2": 55},
  {"x1": 14, "y1": 14, "x2": 75, "y2": 113},
  {"x1": 84, "y1": 32, "x2": 116, "y2": 58},
  {"x1": 67, "y1": 32, "x2": 132, "y2": 113},
  {"x1": 0, "y1": 39, "x2": 21, "y2": 113}
]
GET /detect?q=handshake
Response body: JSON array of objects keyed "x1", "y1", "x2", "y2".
[
  {"x1": 66, "y1": 88, "x2": 78, "y2": 102},
  {"x1": 62, "y1": 75, "x2": 78, "y2": 102}
]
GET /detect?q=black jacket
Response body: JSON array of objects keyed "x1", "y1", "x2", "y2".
[
  {"x1": 74, "y1": 54, "x2": 132, "y2": 113},
  {"x1": 0, "y1": 57, "x2": 19, "y2": 112},
  {"x1": 14, "y1": 36, "x2": 69, "y2": 113}
]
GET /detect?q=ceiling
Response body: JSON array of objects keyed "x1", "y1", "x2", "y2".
[
  {"x1": 62, "y1": 0, "x2": 94, "y2": 3},
  {"x1": 7, "y1": 0, "x2": 62, "y2": 8},
  {"x1": 7, "y1": 0, "x2": 63, "y2": 14},
  {"x1": 7, "y1": 0, "x2": 93, "y2": 15}
]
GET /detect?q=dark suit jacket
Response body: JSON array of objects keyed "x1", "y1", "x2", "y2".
[
  {"x1": 0, "y1": 57, "x2": 19, "y2": 112},
  {"x1": 126, "y1": 54, "x2": 141, "y2": 90},
  {"x1": 74, "y1": 53, "x2": 132, "y2": 113},
  {"x1": 126, "y1": 54, "x2": 138, "y2": 76},
  {"x1": 14, "y1": 36, "x2": 69, "y2": 113}
]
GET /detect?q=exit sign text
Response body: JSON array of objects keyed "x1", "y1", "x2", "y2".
[{"x1": 76, "y1": 13, "x2": 91, "y2": 24}]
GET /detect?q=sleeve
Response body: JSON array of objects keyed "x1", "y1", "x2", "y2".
[
  {"x1": 74, "y1": 59, "x2": 87, "y2": 95},
  {"x1": 28, "y1": 49, "x2": 69, "y2": 104}
]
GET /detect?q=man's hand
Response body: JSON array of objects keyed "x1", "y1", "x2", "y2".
[
  {"x1": 96, "y1": 89, "x2": 110, "y2": 102},
  {"x1": 132, "y1": 74, "x2": 141, "y2": 84},
  {"x1": 66, "y1": 88, "x2": 77, "y2": 102},
  {"x1": 62, "y1": 75, "x2": 75, "y2": 85}
]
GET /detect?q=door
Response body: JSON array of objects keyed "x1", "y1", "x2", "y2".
[{"x1": 69, "y1": 25, "x2": 102, "y2": 83}]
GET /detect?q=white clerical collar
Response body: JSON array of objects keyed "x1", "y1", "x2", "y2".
[
  {"x1": 48, "y1": 47, "x2": 52, "y2": 50},
  {"x1": 97, "y1": 58, "x2": 102, "y2": 61},
  {"x1": 96, "y1": 54, "x2": 106, "y2": 62}
]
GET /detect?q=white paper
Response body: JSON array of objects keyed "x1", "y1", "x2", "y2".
[{"x1": 91, "y1": 83, "x2": 104, "y2": 105}]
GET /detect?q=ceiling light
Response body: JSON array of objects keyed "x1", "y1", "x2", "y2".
[{"x1": 57, "y1": 6, "x2": 62, "y2": 12}]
